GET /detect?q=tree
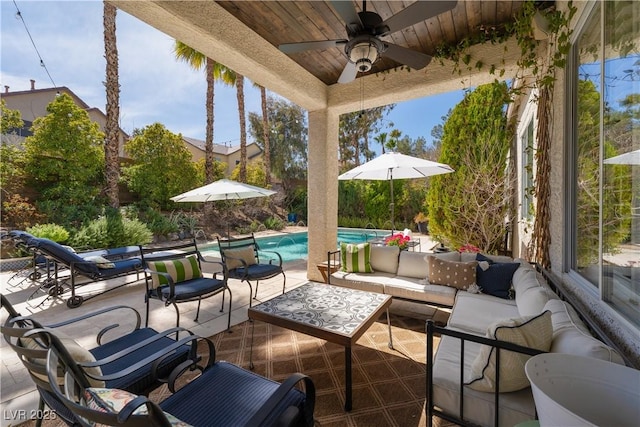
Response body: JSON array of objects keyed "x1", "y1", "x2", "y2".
[
  {"x1": 255, "y1": 83, "x2": 271, "y2": 185},
  {"x1": 122, "y1": 123, "x2": 199, "y2": 209},
  {"x1": 103, "y1": 1, "x2": 120, "y2": 208},
  {"x1": 235, "y1": 73, "x2": 247, "y2": 182},
  {"x1": 0, "y1": 99, "x2": 23, "y2": 134},
  {"x1": 427, "y1": 82, "x2": 515, "y2": 252},
  {"x1": 338, "y1": 105, "x2": 395, "y2": 170},
  {"x1": 23, "y1": 93, "x2": 105, "y2": 226},
  {"x1": 248, "y1": 96, "x2": 307, "y2": 186}
]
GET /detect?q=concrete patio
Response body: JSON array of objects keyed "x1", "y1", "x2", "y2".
[{"x1": 1, "y1": 232, "x2": 439, "y2": 425}]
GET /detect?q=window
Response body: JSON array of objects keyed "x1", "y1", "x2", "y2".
[{"x1": 570, "y1": 0, "x2": 640, "y2": 326}]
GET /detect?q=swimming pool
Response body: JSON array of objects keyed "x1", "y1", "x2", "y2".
[{"x1": 201, "y1": 228, "x2": 385, "y2": 262}]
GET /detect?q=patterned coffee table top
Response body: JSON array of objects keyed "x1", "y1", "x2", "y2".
[{"x1": 250, "y1": 282, "x2": 390, "y2": 335}]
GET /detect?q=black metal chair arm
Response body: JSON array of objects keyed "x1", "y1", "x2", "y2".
[
  {"x1": 257, "y1": 249, "x2": 283, "y2": 266},
  {"x1": 247, "y1": 373, "x2": 316, "y2": 427},
  {"x1": 167, "y1": 336, "x2": 216, "y2": 393}
]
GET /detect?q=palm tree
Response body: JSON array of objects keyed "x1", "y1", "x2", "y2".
[
  {"x1": 173, "y1": 42, "x2": 217, "y2": 183},
  {"x1": 255, "y1": 83, "x2": 271, "y2": 186},
  {"x1": 235, "y1": 73, "x2": 247, "y2": 183},
  {"x1": 103, "y1": 1, "x2": 120, "y2": 208}
]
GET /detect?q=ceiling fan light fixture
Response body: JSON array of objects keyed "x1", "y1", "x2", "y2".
[{"x1": 349, "y1": 41, "x2": 378, "y2": 72}]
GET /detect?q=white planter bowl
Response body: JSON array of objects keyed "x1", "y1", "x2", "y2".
[{"x1": 525, "y1": 353, "x2": 640, "y2": 426}]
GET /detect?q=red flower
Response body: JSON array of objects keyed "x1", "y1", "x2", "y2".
[
  {"x1": 459, "y1": 243, "x2": 480, "y2": 253},
  {"x1": 385, "y1": 233, "x2": 411, "y2": 250}
]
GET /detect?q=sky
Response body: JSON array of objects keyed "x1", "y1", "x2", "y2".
[{"x1": 1, "y1": 0, "x2": 466, "y2": 149}]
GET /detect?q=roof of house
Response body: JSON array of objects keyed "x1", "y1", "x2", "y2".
[{"x1": 182, "y1": 136, "x2": 261, "y2": 156}]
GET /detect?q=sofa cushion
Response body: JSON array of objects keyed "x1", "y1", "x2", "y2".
[
  {"x1": 512, "y1": 266, "x2": 540, "y2": 295},
  {"x1": 516, "y1": 285, "x2": 550, "y2": 317},
  {"x1": 369, "y1": 244, "x2": 400, "y2": 274},
  {"x1": 425, "y1": 251, "x2": 461, "y2": 263},
  {"x1": 466, "y1": 310, "x2": 553, "y2": 393},
  {"x1": 396, "y1": 251, "x2": 429, "y2": 279},
  {"x1": 341, "y1": 242, "x2": 373, "y2": 273},
  {"x1": 447, "y1": 292, "x2": 519, "y2": 334},
  {"x1": 543, "y1": 299, "x2": 625, "y2": 364},
  {"x1": 433, "y1": 336, "x2": 537, "y2": 426},
  {"x1": 428, "y1": 258, "x2": 477, "y2": 290},
  {"x1": 329, "y1": 271, "x2": 389, "y2": 294},
  {"x1": 475, "y1": 257, "x2": 520, "y2": 299},
  {"x1": 385, "y1": 277, "x2": 457, "y2": 307}
]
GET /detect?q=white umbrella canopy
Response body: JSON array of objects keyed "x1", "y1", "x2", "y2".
[
  {"x1": 171, "y1": 179, "x2": 276, "y2": 203},
  {"x1": 338, "y1": 152, "x2": 454, "y2": 231},
  {"x1": 604, "y1": 149, "x2": 640, "y2": 166}
]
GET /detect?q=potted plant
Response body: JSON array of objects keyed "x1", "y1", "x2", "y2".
[{"x1": 413, "y1": 212, "x2": 428, "y2": 234}]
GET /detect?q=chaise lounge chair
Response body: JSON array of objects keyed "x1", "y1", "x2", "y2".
[{"x1": 29, "y1": 237, "x2": 143, "y2": 308}]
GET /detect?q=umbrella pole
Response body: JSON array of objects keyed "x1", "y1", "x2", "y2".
[{"x1": 390, "y1": 172, "x2": 395, "y2": 233}]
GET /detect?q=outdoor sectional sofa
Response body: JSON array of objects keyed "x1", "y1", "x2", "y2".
[{"x1": 327, "y1": 244, "x2": 628, "y2": 426}]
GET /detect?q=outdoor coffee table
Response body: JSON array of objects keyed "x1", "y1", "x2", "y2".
[{"x1": 248, "y1": 281, "x2": 393, "y2": 411}]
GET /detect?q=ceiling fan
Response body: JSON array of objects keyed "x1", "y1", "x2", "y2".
[{"x1": 279, "y1": 0, "x2": 458, "y2": 84}]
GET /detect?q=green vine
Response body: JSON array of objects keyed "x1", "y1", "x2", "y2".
[{"x1": 434, "y1": 0, "x2": 576, "y2": 93}]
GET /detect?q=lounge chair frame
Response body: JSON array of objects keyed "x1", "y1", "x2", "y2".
[
  {"x1": 140, "y1": 239, "x2": 232, "y2": 330},
  {"x1": 217, "y1": 233, "x2": 286, "y2": 307}
]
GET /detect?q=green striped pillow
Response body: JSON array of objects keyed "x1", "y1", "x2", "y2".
[
  {"x1": 147, "y1": 255, "x2": 202, "y2": 289},
  {"x1": 340, "y1": 242, "x2": 373, "y2": 273}
]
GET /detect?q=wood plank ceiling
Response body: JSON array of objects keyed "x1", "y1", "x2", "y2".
[{"x1": 216, "y1": 1, "x2": 539, "y2": 85}]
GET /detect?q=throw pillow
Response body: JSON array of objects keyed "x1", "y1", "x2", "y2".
[
  {"x1": 427, "y1": 257, "x2": 477, "y2": 290},
  {"x1": 147, "y1": 255, "x2": 202, "y2": 289},
  {"x1": 223, "y1": 246, "x2": 257, "y2": 270},
  {"x1": 84, "y1": 388, "x2": 191, "y2": 426},
  {"x1": 466, "y1": 310, "x2": 553, "y2": 392},
  {"x1": 21, "y1": 329, "x2": 105, "y2": 388},
  {"x1": 83, "y1": 255, "x2": 116, "y2": 269},
  {"x1": 475, "y1": 254, "x2": 520, "y2": 299},
  {"x1": 341, "y1": 242, "x2": 373, "y2": 273}
]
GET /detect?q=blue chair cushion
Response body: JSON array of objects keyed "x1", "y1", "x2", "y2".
[
  {"x1": 229, "y1": 263, "x2": 282, "y2": 280},
  {"x1": 90, "y1": 328, "x2": 190, "y2": 394},
  {"x1": 150, "y1": 277, "x2": 226, "y2": 301},
  {"x1": 99, "y1": 258, "x2": 143, "y2": 278},
  {"x1": 159, "y1": 361, "x2": 306, "y2": 426}
]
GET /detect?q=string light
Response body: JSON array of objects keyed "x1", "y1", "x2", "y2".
[{"x1": 13, "y1": 0, "x2": 57, "y2": 88}]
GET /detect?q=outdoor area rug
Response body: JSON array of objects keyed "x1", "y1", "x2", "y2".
[
  {"x1": 21, "y1": 314, "x2": 455, "y2": 427},
  {"x1": 185, "y1": 314, "x2": 451, "y2": 427}
]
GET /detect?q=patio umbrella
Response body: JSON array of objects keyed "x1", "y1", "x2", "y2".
[
  {"x1": 604, "y1": 149, "x2": 640, "y2": 165},
  {"x1": 171, "y1": 179, "x2": 276, "y2": 235},
  {"x1": 338, "y1": 152, "x2": 454, "y2": 232}
]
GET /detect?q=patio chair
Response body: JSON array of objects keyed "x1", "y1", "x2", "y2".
[
  {"x1": 29, "y1": 237, "x2": 143, "y2": 308},
  {"x1": 1, "y1": 294, "x2": 197, "y2": 427},
  {"x1": 217, "y1": 233, "x2": 286, "y2": 307},
  {"x1": 44, "y1": 325, "x2": 316, "y2": 427},
  {"x1": 140, "y1": 239, "x2": 232, "y2": 329}
]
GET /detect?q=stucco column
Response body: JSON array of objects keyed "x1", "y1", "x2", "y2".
[{"x1": 307, "y1": 108, "x2": 339, "y2": 282}]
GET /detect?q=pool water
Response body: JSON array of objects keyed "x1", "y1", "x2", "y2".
[{"x1": 201, "y1": 228, "x2": 384, "y2": 262}]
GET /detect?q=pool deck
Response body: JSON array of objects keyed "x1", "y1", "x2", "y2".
[{"x1": 1, "y1": 227, "x2": 439, "y2": 424}]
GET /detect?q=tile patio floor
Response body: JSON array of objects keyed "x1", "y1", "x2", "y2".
[{"x1": 1, "y1": 232, "x2": 439, "y2": 426}]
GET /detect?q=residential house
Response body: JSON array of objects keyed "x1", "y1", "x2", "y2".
[
  {"x1": 182, "y1": 136, "x2": 263, "y2": 177},
  {"x1": 1, "y1": 81, "x2": 129, "y2": 158}
]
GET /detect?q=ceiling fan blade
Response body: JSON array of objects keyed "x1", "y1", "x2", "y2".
[
  {"x1": 338, "y1": 61, "x2": 358, "y2": 84},
  {"x1": 330, "y1": 0, "x2": 363, "y2": 30},
  {"x1": 378, "y1": 0, "x2": 458, "y2": 35},
  {"x1": 381, "y1": 43, "x2": 432, "y2": 70},
  {"x1": 279, "y1": 39, "x2": 346, "y2": 54}
]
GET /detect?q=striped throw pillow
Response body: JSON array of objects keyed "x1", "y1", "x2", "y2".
[
  {"x1": 340, "y1": 242, "x2": 373, "y2": 273},
  {"x1": 147, "y1": 255, "x2": 202, "y2": 289}
]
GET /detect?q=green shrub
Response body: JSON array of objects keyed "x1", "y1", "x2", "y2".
[
  {"x1": 27, "y1": 223, "x2": 70, "y2": 243},
  {"x1": 144, "y1": 209, "x2": 179, "y2": 238},
  {"x1": 264, "y1": 216, "x2": 285, "y2": 231},
  {"x1": 71, "y1": 216, "x2": 152, "y2": 250}
]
